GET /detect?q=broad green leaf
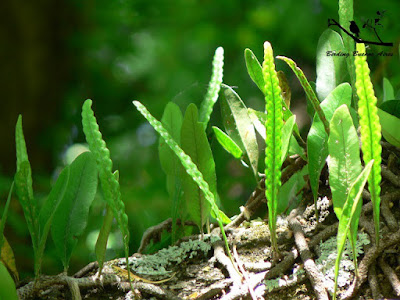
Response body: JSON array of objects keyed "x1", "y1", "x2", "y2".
[
  {"x1": 263, "y1": 41, "x2": 283, "y2": 253},
  {"x1": 248, "y1": 108, "x2": 266, "y2": 140},
  {"x1": 133, "y1": 100, "x2": 232, "y2": 259},
  {"x1": 199, "y1": 47, "x2": 224, "y2": 128},
  {"x1": 158, "y1": 102, "x2": 184, "y2": 242},
  {"x1": 51, "y1": 152, "x2": 98, "y2": 270},
  {"x1": 383, "y1": 77, "x2": 395, "y2": 102},
  {"x1": 212, "y1": 126, "x2": 243, "y2": 159},
  {"x1": 307, "y1": 83, "x2": 352, "y2": 208},
  {"x1": 328, "y1": 104, "x2": 362, "y2": 218},
  {"x1": 37, "y1": 165, "x2": 70, "y2": 275},
  {"x1": 281, "y1": 115, "x2": 296, "y2": 165},
  {"x1": 316, "y1": 29, "x2": 348, "y2": 101},
  {"x1": 338, "y1": 0, "x2": 356, "y2": 102},
  {"x1": 333, "y1": 160, "x2": 373, "y2": 300},
  {"x1": 328, "y1": 104, "x2": 362, "y2": 272},
  {"x1": 380, "y1": 100, "x2": 400, "y2": 118},
  {"x1": 221, "y1": 85, "x2": 259, "y2": 179},
  {"x1": 244, "y1": 48, "x2": 265, "y2": 94},
  {"x1": 288, "y1": 135, "x2": 307, "y2": 161},
  {"x1": 181, "y1": 104, "x2": 216, "y2": 231},
  {"x1": 0, "y1": 261, "x2": 18, "y2": 300},
  {"x1": 355, "y1": 43, "x2": 382, "y2": 245},
  {"x1": 159, "y1": 102, "x2": 183, "y2": 176},
  {"x1": 276, "y1": 166, "x2": 308, "y2": 215},
  {"x1": 377, "y1": 108, "x2": 400, "y2": 148}
]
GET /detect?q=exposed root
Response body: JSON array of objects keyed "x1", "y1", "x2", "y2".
[
  {"x1": 288, "y1": 207, "x2": 329, "y2": 300},
  {"x1": 367, "y1": 264, "x2": 383, "y2": 300},
  {"x1": 379, "y1": 256, "x2": 400, "y2": 296},
  {"x1": 342, "y1": 228, "x2": 400, "y2": 299}
]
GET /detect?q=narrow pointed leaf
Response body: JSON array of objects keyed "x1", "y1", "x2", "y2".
[
  {"x1": 245, "y1": 48, "x2": 266, "y2": 94},
  {"x1": 277, "y1": 55, "x2": 330, "y2": 135},
  {"x1": 221, "y1": 85, "x2": 259, "y2": 178},
  {"x1": 199, "y1": 47, "x2": 224, "y2": 128},
  {"x1": 0, "y1": 182, "x2": 14, "y2": 252},
  {"x1": 354, "y1": 43, "x2": 382, "y2": 245},
  {"x1": 14, "y1": 116, "x2": 38, "y2": 252},
  {"x1": 277, "y1": 71, "x2": 291, "y2": 108},
  {"x1": 333, "y1": 160, "x2": 373, "y2": 299},
  {"x1": 51, "y1": 152, "x2": 98, "y2": 270},
  {"x1": 212, "y1": 126, "x2": 243, "y2": 159}
]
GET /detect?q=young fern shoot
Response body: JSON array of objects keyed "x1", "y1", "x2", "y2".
[
  {"x1": 82, "y1": 100, "x2": 131, "y2": 282},
  {"x1": 199, "y1": 47, "x2": 224, "y2": 128},
  {"x1": 262, "y1": 41, "x2": 283, "y2": 254},
  {"x1": 354, "y1": 43, "x2": 382, "y2": 245}
]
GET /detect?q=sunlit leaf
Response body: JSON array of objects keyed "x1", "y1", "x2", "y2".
[
  {"x1": 315, "y1": 29, "x2": 348, "y2": 101},
  {"x1": 212, "y1": 126, "x2": 243, "y2": 159},
  {"x1": 221, "y1": 85, "x2": 259, "y2": 179}
]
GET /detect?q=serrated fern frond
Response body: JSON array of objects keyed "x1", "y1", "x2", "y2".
[
  {"x1": 263, "y1": 41, "x2": 283, "y2": 253},
  {"x1": 199, "y1": 47, "x2": 224, "y2": 128},
  {"x1": 133, "y1": 100, "x2": 233, "y2": 258},
  {"x1": 277, "y1": 56, "x2": 330, "y2": 135},
  {"x1": 81, "y1": 100, "x2": 130, "y2": 280},
  {"x1": 354, "y1": 43, "x2": 382, "y2": 245}
]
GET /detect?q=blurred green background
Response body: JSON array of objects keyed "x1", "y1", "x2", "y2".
[{"x1": 0, "y1": 0, "x2": 399, "y2": 279}]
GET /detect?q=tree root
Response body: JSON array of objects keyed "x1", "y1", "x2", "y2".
[
  {"x1": 288, "y1": 207, "x2": 329, "y2": 300},
  {"x1": 378, "y1": 257, "x2": 400, "y2": 297},
  {"x1": 342, "y1": 228, "x2": 400, "y2": 299}
]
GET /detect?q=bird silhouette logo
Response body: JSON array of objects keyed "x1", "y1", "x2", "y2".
[{"x1": 349, "y1": 21, "x2": 360, "y2": 38}]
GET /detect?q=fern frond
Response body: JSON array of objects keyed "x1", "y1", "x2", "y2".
[
  {"x1": 199, "y1": 47, "x2": 224, "y2": 128},
  {"x1": 262, "y1": 41, "x2": 283, "y2": 253},
  {"x1": 354, "y1": 43, "x2": 382, "y2": 245},
  {"x1": 82, "y1": 100, "x2": 130, "y2": 278}
]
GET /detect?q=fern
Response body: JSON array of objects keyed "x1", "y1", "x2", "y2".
[
  {"x1": 277, "y1": 56, "x2": 330, "y2": 135},
  {"x1": 199, "y1": 47, "x2": 224, "y2": 128},
  {"x1": 262, "y1": 41, "x2": 283, "y2": 253},
  {"x1": 133, "y1": 100, "x2": 232, "y2": 257},
  {"x1": 81, "y1": 100, "x2": 131, "y2": 281},
  {"x1": 14, "y1": 116, "x2": 39, "y2": 277},
  {"x1": 354, "y1": 43, "x2": 382, "y2": 245}
]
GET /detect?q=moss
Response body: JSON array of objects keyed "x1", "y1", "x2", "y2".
[
  {"x1": 127, "y1": 235, "x2": 220, "y2": 276},
  {"x1": 265, "y1": 232, "x2": 370, "y2": 294}
]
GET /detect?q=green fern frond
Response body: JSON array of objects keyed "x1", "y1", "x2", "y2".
[
  {"x1": 262, "y1": 41, "x2": 283, "y2": 253},
  {"x1": 354, "y1": 43, "x2": 382, "y2": 245},
  {"x1": 199, "y1": 47, "x2": 224, "y2": 128},
  {"x1": 82, "y1": 100, "x2": 130, "y2": 279},
  {"x1": 133, "y1": 100, "x2": 232, "y2": 256}
]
